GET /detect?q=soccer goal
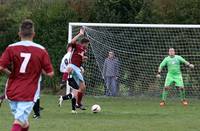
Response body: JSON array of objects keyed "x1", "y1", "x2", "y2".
[{"x1": 68, "y1": 23, "x2": 200, "y2": 97}]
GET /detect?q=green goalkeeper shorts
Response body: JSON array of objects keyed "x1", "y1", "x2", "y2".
[{"x1": 164, "y1": 73, "x2": 184, "y2": 87}]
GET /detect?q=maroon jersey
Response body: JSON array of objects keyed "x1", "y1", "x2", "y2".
[
  {"x1": 68, "y1": 42, "x2": 86, "y2": 67},
  {"x1": 0, "y1": 41, "x2": 53, "y2": 101}
]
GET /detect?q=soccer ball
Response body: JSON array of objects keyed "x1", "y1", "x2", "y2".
[{"x1": 91, "y1": 104, "x2": 101, "y2": 113}]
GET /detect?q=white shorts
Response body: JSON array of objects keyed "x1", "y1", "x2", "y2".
[
  {"x1": 67, "y1": 64, "x2": 84, "y2": 82},
  {"x1": 9, "y1": 101, "x2": 34, "y2": 124}
]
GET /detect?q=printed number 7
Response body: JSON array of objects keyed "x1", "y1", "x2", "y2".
[{"x1": 20, "y1": 53, "x2": 31, "y2": 73}]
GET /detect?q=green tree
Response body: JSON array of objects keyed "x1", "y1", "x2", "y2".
[{"x1": 91, "y1": 0, "x2": 144, "y2": 23}]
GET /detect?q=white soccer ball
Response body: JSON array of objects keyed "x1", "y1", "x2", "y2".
[{"x1": 91, "y1": 104, "x2": 101, "y2": 113}]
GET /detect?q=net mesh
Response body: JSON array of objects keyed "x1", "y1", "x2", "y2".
[{"x1": 71, "y1": 24, "x2": 200, "y2": 97}]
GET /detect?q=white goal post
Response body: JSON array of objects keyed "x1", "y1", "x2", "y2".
[
  {"x1": 68, "y1": 23, "x2": 200, "y2": 42},
  {"x1": 68, "y1": 22, "x2": 200, "y2": 97}
]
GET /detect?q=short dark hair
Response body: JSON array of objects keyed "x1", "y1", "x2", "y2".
[
  {"x1": 19, "y1": 19, "x2": 34, "y2": 38},
  {"x1": 80, "y1": 38, "x2": 89, "y2": 44}
]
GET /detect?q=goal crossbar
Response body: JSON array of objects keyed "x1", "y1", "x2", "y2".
[
  {"x1": 69, "y1": 22, "x2": 200, "y2": 28},
  {"x1": 68, "y1": 23, "x2": 200, "y2": 42}
]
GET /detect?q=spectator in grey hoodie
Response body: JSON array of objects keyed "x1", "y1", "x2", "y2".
[{"x1": 103, "y1": 51, "x2": 119, "y2": 96}]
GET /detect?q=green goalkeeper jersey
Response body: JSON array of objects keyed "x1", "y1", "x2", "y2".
[{"x1": 159, "y1": 55, "x2": 188, "y2": 75}]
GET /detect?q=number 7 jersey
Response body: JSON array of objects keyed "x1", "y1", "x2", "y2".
[{"x1": 0, "y1": 40, "x2": 53, "y2": 101}]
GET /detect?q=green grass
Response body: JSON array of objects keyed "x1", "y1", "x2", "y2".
[{"x1": 1, "y1": 95, "x2": 200, "y2": 131}]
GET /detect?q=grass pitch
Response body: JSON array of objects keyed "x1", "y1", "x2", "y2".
[{"x1": 1, "y1": 95, "x2": 200, "y2": 131}]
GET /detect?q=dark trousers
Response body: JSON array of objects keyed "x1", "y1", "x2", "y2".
[{"x1": 105, "y1": 76, "x2": 118, "y2": 96}]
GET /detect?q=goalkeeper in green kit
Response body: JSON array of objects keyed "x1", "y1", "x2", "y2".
[{"x1": 156, "y1": 48, "x2": 194, "y2": 106}]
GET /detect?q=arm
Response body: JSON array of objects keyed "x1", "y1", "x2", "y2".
[
  {"x1": 156, "y1": 68, "x2": 162, "y2": 78},
  {"x1": 82, "y1": 55, "x2": 88, "y2": 63},
  {"x1": 78, "y1": 50, "x2": 88, "y2": 62},
  {"x1": 71, "y1": 28, "x2": 85, "y2": 44},
  {"x1": 42, "y1": 50, "x2": 54, "y2": 78},
  {"x1": 115, "y1": 58, "x2": 119, "y2": 78},
  {"x1": 80, "y1": 66, "x2": 84, "y2": 74},
  {"x1": 102, "y1": 59, "x2": 107, "y2": 79},
  {"x1": 42, "y1": 66, "x2": 54, "y2": 78},
  {"x1": 42, "y1": 69, "x2": 47, "y2": 75},
  {"x1": 158, "y1": 58, "x2": 167, "y2": 73},
  {"x1": 157, "y1": 58, "x2": 167, "y2": 77},
  {"x1": 46, "y1": 72, "x2": 54, "y2": 78},
  {"x1": 178, "y1": 56, "x2": 194, "y2": 68}
]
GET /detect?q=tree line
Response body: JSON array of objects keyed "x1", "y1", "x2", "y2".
[{"x1": 0, "y1": 0, "x2": 200, "y2": 93}]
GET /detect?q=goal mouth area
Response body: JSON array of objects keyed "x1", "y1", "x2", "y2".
[{"x1": 68, "y1": 23, "x2": 200, "y2": 97}]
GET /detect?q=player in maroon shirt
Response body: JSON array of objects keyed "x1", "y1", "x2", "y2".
[
  {"x1": 0, "y1": 19, "x2": 54, "y2": 131},
  {"x1": 61, "y1": 28, "x2": 89, "y2": 109}
]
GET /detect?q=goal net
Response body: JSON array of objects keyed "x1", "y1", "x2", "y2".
[{"x1": 68, "y1": 23, "x2": 200, "y2": 97}]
